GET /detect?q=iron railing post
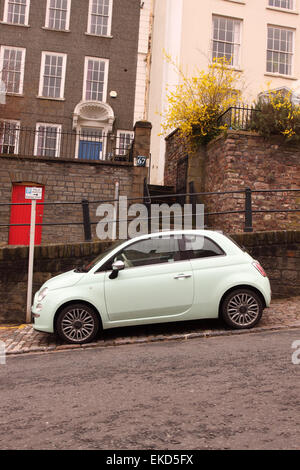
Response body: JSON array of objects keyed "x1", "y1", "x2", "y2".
[
  {"x1": 244, "y1": 187, "x2": 253, "y2": 232},
  {"x1": 144, "y1": 177, "x2": 151, "y2": 232},
  {"x1": 81, "y1": 199, "x2": 92, "y2": 241},
  {"x1": 189, "y1": 181, "x2": 197, "y2": 228}
]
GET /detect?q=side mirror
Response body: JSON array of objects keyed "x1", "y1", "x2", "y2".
[{"x1": 109, "y1": 260, "x2": 125, "y2": 279}]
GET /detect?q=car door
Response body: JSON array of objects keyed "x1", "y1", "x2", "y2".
[
  {"x1": 104, "y1": 235, "x2": 194, "y2": 322},
  {"x1": 181, "y1": 234, "x2": 227, "y2": 318}
]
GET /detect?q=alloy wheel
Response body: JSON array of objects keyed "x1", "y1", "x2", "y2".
[
  {"x1": 58, "y1": 305, "x2": 98, "y2": 343},
  {"x1": 221, "y1": 289, "x2": 263, "y2": 329},
  {"x1": 226, "y1": 292, "x2": 260, "y2": 326}
]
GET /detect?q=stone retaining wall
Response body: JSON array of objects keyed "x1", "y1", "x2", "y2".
[
  {"x1": 0, "y1": 121, "x2": 151, "y2": 245},
  {"x1": 0, "y1": 241, "x2": 111, "y2": 323},
  {"x1": 231, "y1": 230, "x2": 299, "y2": 299},
  {"x1": 164, "y1": 130, "x2": 300, "y2": 233},
  {"x1": 205, "y1": 131, "x2": 300, "y2": 232}
]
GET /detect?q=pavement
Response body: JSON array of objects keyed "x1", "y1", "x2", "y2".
[{"x1": 0, "y1": 296, "x2": 299, "y2": 356}]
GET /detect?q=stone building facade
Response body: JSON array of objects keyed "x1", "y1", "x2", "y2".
[
  {"x1": 148, "y1": 0, "x2": 300, "y2": 185},
  {"x1": 0, "y1": 1, "x2": 153, "y2": 245},
  {"x1": 0, "y1": 0, "x2": 142, "y2": 134}
]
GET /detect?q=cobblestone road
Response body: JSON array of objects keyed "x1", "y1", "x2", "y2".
[{"x1": 0, "y1": 297, "x2": 299, "y2": 356}]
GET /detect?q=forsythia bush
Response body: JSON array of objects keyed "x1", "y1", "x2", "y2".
[
  {"x1": 251, "y1": 90, "x2": 300, "y2": 142},
  {"x1": 161, "y1": 56, "x2": 242, "y2": 148}
]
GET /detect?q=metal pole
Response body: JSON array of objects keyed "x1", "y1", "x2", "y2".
[
  {"x1": 82, "y1": 199, "x2": 92, "y2": 241},
  {"x1": 244, "y1": 187, "x2": 253, "y2": 232},
  {"x1": 26, "y1": 199, "x2": 36, "y2": 324},
  {"x1": 112, "y1": 181, "x2": 119, "y2": 240}
]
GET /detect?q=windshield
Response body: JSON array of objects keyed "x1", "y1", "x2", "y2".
[{"x1": 75, "y1": 240, "x2": 125, "y2": 273}]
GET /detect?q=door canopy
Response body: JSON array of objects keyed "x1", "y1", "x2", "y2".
[{"x1": 73, "y1": 101, "x2": 115, "y2": 132}]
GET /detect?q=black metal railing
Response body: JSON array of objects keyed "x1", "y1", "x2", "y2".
[
  {"x1": 0, "y1": 187, "x2": 299, "y2": 244},
  {"x1": 0, "y1": 124, "x2": 134, "y2": 162},
  {"x1": 217, "y1": 105, "x2": 261, "y2": 131}
]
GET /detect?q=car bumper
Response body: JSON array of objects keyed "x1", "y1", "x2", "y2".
[
  {"x1": 262, "y1": 277, "x2": 272, "y2": 307},
  {"x1": 32, "y1": 293, "x2": 55, "y2": 333}
]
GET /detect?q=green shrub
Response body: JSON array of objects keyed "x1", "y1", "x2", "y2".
[{"x1": 250, "y1": 90, "x2": 300, "y2": 142}]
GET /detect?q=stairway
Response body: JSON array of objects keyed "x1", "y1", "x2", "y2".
[
  {"x1": 147, "y1": 184, "x2": 177, "y2": 205},
  {"x1": 145, "y1": 184, "x2": 188, "y2": 231}
]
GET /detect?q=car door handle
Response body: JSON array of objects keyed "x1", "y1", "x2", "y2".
[{"x1": 174, "y1": 273, "x2": 192, "y2": 279}]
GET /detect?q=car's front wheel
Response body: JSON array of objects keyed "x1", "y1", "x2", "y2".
[
  {"x1": 56, "y1": 303, "x2": 100, "y2": 344},
  {"x1": 221, "y1": 289, "x2": 263, "y2": 329}
]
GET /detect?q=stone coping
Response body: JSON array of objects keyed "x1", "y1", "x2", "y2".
[
  {"x1": 0, "y1": 240, "x2": 112, "y2": 261},
  {"x1": 230, "y1": 229, "x2": 300, "y2": 247},
  {"x1": 0, "y1": 230, "x2": 298, "y2": 261},
  {"x1": 0, "y1": 154, "x2": 133, "y2": 167}
]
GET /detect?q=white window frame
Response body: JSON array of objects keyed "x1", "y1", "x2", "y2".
[
  {"x1": 34, "y1": 123, "x2": 62, "y2": 158},
  {"x1": 268, "y1": 0, "x2": 295, "y2": 11},
  {"x1": 116, "y1": 130, "x2": 134, "y2": 156},
  {"x1": 211, "y1": 15, "x2": 242, "y2": 68},
  {"x1": 38, "y1": 51, "x2": 67, "y2": 99},
  {"x1": 45, "y1": 0, "x2": 71, "y2": 31},
  {"x1": 87, "y1": 0, "x2": 113, "y2": 37},
  {"x1": 3, "y1": 0, "x2": 30, "y2": 26},
  {"x1": 266, "y1": 25, "x2": 294, "y2": 76},
  {"x1": 83, "y1": 56, "x2": 109, "y2": 102},
  {"x1": 0, "y1": 45, "x2": 26, "y2": 95},
  {"x1": 0, "y1": 119, "x2": 20, "y2": 154}
]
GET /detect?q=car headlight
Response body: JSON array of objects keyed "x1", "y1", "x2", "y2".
[{"x1": 37, "y1": 287, "x2": 49, "y2": 302}]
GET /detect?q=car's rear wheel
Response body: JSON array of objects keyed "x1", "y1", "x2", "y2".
[
  {"x1": 221, "y1": 289, "x2": 263, "y2": 329},
  {"x1": 56, "y1": 303, "x2": 100, "y2": 344}
]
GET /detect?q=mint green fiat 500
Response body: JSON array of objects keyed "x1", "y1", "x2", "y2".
[{"x1": 32, "y1": 230, "x2": 271, "y2": 344}]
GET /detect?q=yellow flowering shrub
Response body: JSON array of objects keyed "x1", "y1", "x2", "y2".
[
  {"x1": 250, "y1": 90, "x2": 300, "y2": 142},
  {"x1": 161, "y1": 56, "x2": 242, "y2": 149}
]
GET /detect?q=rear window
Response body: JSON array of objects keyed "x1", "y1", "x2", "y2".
[{"x1": 181, "y1": 235, "x2": 225, "y2": 260}]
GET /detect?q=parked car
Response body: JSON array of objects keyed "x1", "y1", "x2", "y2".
[{"x1": 32, "y1": 230, "x2": 271, "y2": 344}]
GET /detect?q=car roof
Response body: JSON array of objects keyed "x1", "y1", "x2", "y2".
[
  {"x1": 89, "y1": 229, "x2": 244, "y2": 273},
  {"x1": 125, "y1": 229, "x2": 223, "y2": 241}
]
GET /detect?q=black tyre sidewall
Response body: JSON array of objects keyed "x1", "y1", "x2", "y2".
[
  {"x1": 56, "y1": 303, "x2": 100, "y2": 344},
  {"x1": 221, "y1": 289, "x2": 263, "y2": 330}
]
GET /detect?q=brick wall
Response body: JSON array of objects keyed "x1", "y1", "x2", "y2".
[
  {"x1": 1, "y1": 0, "x2": 140, "y2": 131},
  {"x1": 0, "y1": 120, "x2": 151, "y2": 245},
  {"x1": 164, "y1": 130, "x2": 187, "y2": 189},
  {"x1": 0, "y1": 240, "x2": 112, "y2": 323},
  {"x1": 205, "y1": 131, "x2": 300, "y2": 232},
  {"x1": 0, "y1": 156, "x2": 148, "y2": 244},
  {"x1": 1, "y1": 230, "x2": 299, "y2": 323},
  {"x1": 164, "y1": 130, "x2": 300, "y2": 233},
  {"x1": 232, "y1": 230, "x2": 300, "y2": 299}
]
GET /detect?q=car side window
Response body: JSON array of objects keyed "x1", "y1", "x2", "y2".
[
  {"x1": 182, "y1": 235, "x2": 225, "y2": 260},
  {"x1": 112, "y1": 236, "x2": 182, "y2": 268}
]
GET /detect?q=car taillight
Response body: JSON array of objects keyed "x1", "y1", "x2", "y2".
[{"x1": 252, "y1": 261, "x2": 267, "y2": 277}]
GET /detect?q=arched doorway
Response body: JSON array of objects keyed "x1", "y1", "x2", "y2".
[{"x1": 73, "y1": 101, "x2": 115, "y2": 161}]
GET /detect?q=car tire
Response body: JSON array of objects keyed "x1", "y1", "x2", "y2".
[
  {"x1": 221, "y1": 288, "x2": 263, "y2": 329},
  {"x1": 56, "y1": 303, "x2": 100, "y2": 344}
]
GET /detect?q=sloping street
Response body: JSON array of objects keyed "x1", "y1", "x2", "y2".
[{"x1": 0, "y1": 328, "x2": 299, "y2": 450}]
